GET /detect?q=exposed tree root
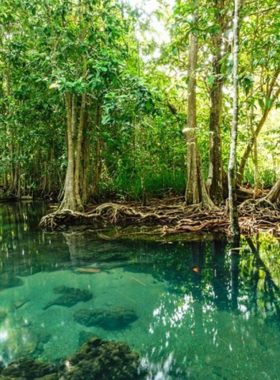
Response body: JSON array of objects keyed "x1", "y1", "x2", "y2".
[
  {"x1": 39, "y1": 198, "x2": 280, "y2": 237},
  {"x1": 239, "y1": 197, "x2": 276, "y2": 212}
]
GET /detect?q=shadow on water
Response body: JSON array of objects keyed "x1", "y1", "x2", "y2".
[{"x1": 1, "y1": 203, "x2": 280, "y2": 378}]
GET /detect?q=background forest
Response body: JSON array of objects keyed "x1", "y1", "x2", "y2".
[{"x1": 1, "y1": 0, "x2": 280, "y2": 210}]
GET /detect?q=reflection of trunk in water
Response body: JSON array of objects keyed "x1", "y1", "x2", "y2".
[
  {"x1": 246, "y1": 236, "x2": 260, "y2": 316},
  {"x1": 190, "y1": 242, "x2": 206, "y2": 335},
  {"x1": 230, "y1": 237, "x2": 240, "y2": 311},
  {"x1": 246, "y1": 236, "x2": 280, "y2": 321},
  {"x1": 0, "y1": 202, "x2": 51, "y2": 275},
  {"x1": 211, "y1": 241, "x2": 229, "y2": 311},
  {"x1": 63, "y1": 232, "x2": 86, "y2": 262}
]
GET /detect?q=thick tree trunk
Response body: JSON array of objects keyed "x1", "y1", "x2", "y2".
[
  {"x1": 228, "y1": 0, "x2": 240, "y2": 237},
  {"x1": 208, "y1": 69, "x2": 223, "y2": 204},
  {"x1": 59, "y1": 93, "x2": 84, "y2": 212},
  {"x1": 184, "y1": 0, "x2": 215, "y2": 209},
  {"x1": 207, "y1": 0, "x2": 225, "y2": 205}
]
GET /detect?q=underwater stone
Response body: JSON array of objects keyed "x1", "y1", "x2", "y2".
[
  {"x1": 1, "y1": 357, "x2": 57, "y2": 379},
  {"x1": 43, "y1": 287, "x2": 92, "y2": 310},
  {"x1": 0, "y1": 337, "x2": 143, "y2": 379},
  {"x1": 73, "y1": 307, "x2": 138, "y2": 330}
]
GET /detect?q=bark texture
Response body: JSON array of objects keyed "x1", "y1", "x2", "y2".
[
  {"x1": 59, "y1": 92, "x2": 85, "y2": 212},
  {"x1": 228, "y1": 0, "x2": 240, "y2": 237},
  {"x1": 265, "y1": 178, "x2": 280, "y2": 203},
  {"x1": 207, "y1": 0, "x2": 226, "y2": 205},
  {"x1": 92, "y1": 103, "x2": 103, "y2": 201},
  {"x1": 184, "y1": 0, "x2": 215, "y2": 209}
]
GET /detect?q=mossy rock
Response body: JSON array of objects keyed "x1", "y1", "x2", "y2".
[
  {"x1": 1, "y1": 357, "x2": 57, "y2": 379},
  {"x1": 0, "y1": 338, "x2": 144, "y2": 379},
  {"x1": 64, "y1": 337, "x2": 143, "y2": 379}
]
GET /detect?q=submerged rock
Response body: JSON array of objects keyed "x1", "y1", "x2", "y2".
[
  {"x1": 0, "y1": 337, "x2": 143, "y2": 379},
  {"x1": 1, "y1": 357, "x2": 57, "y2": 379},
  {"x1": 0, "y1": 273, "x2": 23, "y2": 292},
  {"x1": 73, "y1": 307, "x2": 138, "y2": 330},
  {"x1": 43, "y1": 286, "x2": 92, "y2": 310},
  {"x1": 64, "y1": 337, "x2": 142, "y2": 379}
]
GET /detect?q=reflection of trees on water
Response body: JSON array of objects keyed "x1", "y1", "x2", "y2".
[
  {"x1": 145, "y1": 236, "x2": 280, "y2": 379},
  {"x1": 0, "y1": 202, "x2": 70, "y2": 277},
  {"x1": 150, "y1": 235, "x2": 280, "y2": 323},
  {"x1": 230, "y1": 238, "x2": 240, "y2": 311},
  {"x1": 244, "y1": 236, "x2": 280, "y2": 323},
  {"x1": 2, "y1": 202, "x2": 280, "y2": 324}
]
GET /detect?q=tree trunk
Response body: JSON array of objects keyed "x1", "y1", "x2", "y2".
[
  {"x1": 81, "y1": 113, "x2": 90, "y2": 205},
  {"x1": 59, "y1": 93, "x2": 84, "y2": 212},
  {"x1": 265, "y1": 178, "x2": 280, "y2": 203},
  {"x1": 6, "y1": 67, "x2": 17, "y2": 195},
  {"x1": 249, "y1": 107, "x2": 258, "y2": 199},
  {"x1": 92, "y1": 103, "x2": 102, "y2": 201},
  {"x1": 184, "y1": 0, "x2": 215, "y2": 209},
  {"x1": 228, "y1": 0, "x2": 240, "y2": 237},
  {"x1": 207, "y1": 0, "x2": 225, "y2": 205},
  {"x1": 74, "y1": 92, "x2": 86, "y2": 204}
]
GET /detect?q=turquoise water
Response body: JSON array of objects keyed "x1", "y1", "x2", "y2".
[{"x1": 1, "y1": 202, "x2": 280, "y2": 379}]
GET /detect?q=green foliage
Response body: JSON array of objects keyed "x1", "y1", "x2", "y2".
[
  {"x1": 100, "y1": 169, "x2": 186, "y2": 200},
  {"x1": 1, "y1": 0, "x2": 280, "y2": 201}
]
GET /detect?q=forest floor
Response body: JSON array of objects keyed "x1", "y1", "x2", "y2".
[{"x1": 39, "y1": 191, "x2": 280, "y2": 237}]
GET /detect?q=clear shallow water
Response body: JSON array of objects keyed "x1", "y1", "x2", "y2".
[{"x1": 1, "y1": 203, "x2": 280, "y2": 379}]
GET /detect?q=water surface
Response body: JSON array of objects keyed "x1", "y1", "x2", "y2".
[{"x1": 1, "y1": 202, "x2": 280, "y2": 379}]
